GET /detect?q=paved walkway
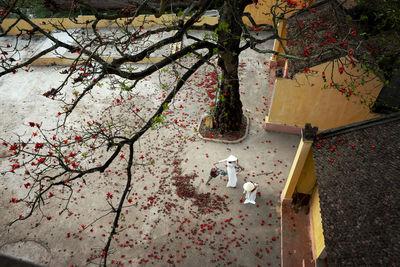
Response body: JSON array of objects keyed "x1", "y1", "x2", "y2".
[{"x1": 281, "y1": 200, "x2": 314, "y2": 267}]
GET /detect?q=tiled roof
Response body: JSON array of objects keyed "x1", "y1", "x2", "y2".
[
  {"x1": 312, "y1": 112, "x2": 400, "y2": 266},
  {"x1": 285, "y1": 0, "x2": 360, "y2": 77}
]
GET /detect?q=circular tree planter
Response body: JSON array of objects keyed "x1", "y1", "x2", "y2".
[{"x1": 198, "y1": 115, "x2": 249, "y2": 144}]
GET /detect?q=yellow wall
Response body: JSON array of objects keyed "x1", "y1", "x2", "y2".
[
  {"x1": 271, "y1": 21, "x2": 287, "y2": 62},
  {"x1": 1, "y1": 14, "x2": 178, "y2": 35},
  {"x1": 243, "y1": 0, "x2": 275, "y2": 26},
  {"x1": 310, "y1": 186, "x2": 325, "y2": 259},
  {"x1": 295, "y1": 149, "x2": 316, "y2": 194},
  {"x1": 244, "y1": 0, "x2": 313, "y2": 27},
  {"x1": 1, "y1": 2, "x2": 275, "y2": 36},
  {"x1": 282, "y1": 138, "x2": 313, "y2": 200},
  {"x1": 2, "y1": 1, "x2": 300, "y2": 35},
  {"x1": 267, "y1": 58, "x2": 382, "y2": 130}
]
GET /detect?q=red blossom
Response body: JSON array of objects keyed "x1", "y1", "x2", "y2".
[
  {"x1": 11, "y1": 164, "x2": 20, "y2": 169},
  {"x1": 286, "y1": 0, "x2": 298, "y2": 8},
  {"x1": 34, "y1": 143, "x2": 44, "y2": 151},
  {"x1": 10, "y1": 197, "x2": 18, "y2": 203}
]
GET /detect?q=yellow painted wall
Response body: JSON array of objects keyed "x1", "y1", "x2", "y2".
[
  {"x1": 310, "y1": 186, "x2": 325, "y2": 259},
  {"x1": 295, "y1": 149, "x2": 316, "y2": 195},
  {"x1": 243, "y1": 0, "x2": 275, "y2": 26},
  {"x1": 244, "y1": 0, "x2": 313, "y2": 27},
  {"x1": 282, "y1": 138, "x2": 313, "y2": 200},
  {"x1": 271, "y1": 21, "x2": 287, "y2": 62},
  {"x1": 2, "y1": 1, "x2": 304, "y2": 35},
  {"x1": 267, "y1": 58, "x2": 382, "y2": 130},
  {"x1": 1, "y1": 1, "x2": 275, "y2": 36},
  {"x1": 1, "y1": 14, "x2": 177, "y2": 35}
]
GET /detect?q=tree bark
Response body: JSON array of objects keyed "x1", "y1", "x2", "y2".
[{"x1": 214, "y1": 0, "x2": 251, "y2": 133}]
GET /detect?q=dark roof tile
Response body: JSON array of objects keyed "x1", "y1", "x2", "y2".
[{"x1": 312, "y1": 112, "x2": 400, "y2": 266}]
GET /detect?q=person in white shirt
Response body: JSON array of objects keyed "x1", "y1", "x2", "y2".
[
  {"x1": 214, "y1": 155, "x2": 238, "y2": 188},
  {"x1": 240, "y1": 181, "x2": 259, "y2": 204}
]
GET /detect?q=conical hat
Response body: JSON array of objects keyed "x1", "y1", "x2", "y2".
[
  {"x1": 226, "y1": 155, "x2": 237, "y2": 162},
  {"x1": 243, "y1": 182, "x2": 255, "y2": 192}
]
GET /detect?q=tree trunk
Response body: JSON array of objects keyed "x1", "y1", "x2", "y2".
[{"x1": 214, "y1": 0, "x2": 251, "y2": 133}]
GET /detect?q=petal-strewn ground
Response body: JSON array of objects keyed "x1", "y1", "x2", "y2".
[{"x1": 0, "y1": 31, "x2": 299, "y2": 266}]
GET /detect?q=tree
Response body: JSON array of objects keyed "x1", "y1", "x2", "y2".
[{"x1": 0, "y1": 0, "x2": 396, "y2": 266}]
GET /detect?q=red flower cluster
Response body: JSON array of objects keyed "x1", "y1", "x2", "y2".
[
  {"x1": 287, "y1": 0, "x2": 298, "y2": 8},
  {"x1": 34, "y1": 143, "x2": 44, "y2": 152}
]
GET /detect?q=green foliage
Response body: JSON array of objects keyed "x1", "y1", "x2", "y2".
[
  {"x1": 349, "y1": 0, "x2": 400, "y2": 82},
  {"x1": 209, "y1": 22, "x2": 231, "y2": 45},
  {"x1": 151, "y1": 103, "x2": 169, "y2": 129},
  {"x1": 215, "y1": 22, "x2": 231, "y2": 34},
  {"x1": 119, "y1": 81, "x2": 132, "y2": 92},
  {"x1": 151, "y1": 113, "x2": 167, "y2": 128}
]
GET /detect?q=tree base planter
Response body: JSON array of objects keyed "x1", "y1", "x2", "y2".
[{"x1": 198, "y1": 115, "x2": 249, "y2": 144}]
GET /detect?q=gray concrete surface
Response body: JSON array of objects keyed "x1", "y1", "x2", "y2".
[
  {"x1": 0, "y1": 31, "x2": 299, "y2": 266},
  {"x1": 0, "y1": 27, "x2": 174, "y2": 62}
]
